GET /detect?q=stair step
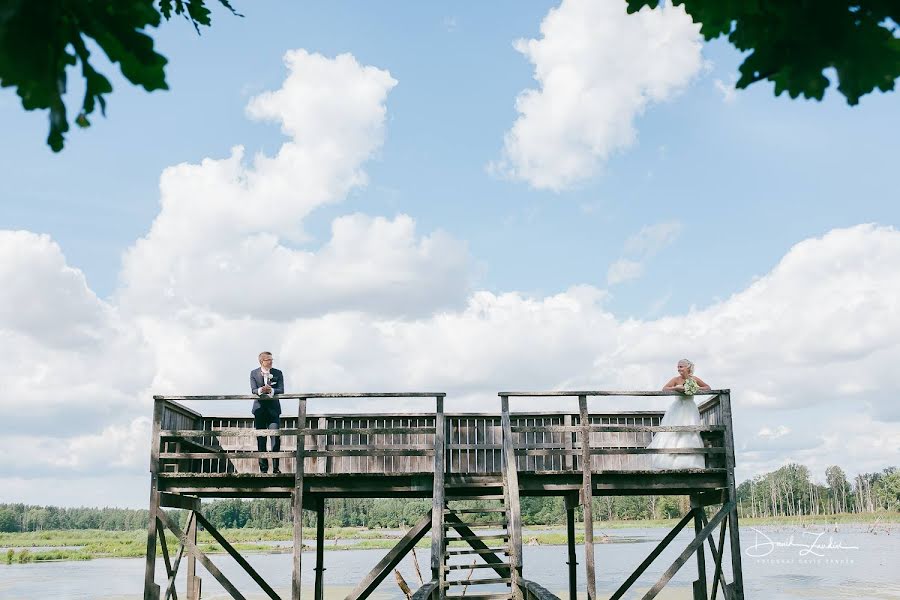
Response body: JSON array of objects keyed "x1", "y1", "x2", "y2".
[
  {"x1": 445, "y1": 508, "x2": 507, "y2": 514},
  {"x1": 445, "y1": 577, "x2": 512, "y2": 587},
  {"x1": 447, "y1": 495, "x2": 506, "y2": 501},
  {"x1": 445, "y1": 562, "x2": 512, "y2": 571},
  {"x1": 445, "y1": 534, "x2": 509, "y2": 543},
  {"x1": 445, "y1": 547, "x2": 509, "y2": 556},
  {"x1": 446, "y1": 595, "x2": 512, "y2": 600},
  {"x1": 445, "y1": 521, "x2": 507, "y2": 528}
]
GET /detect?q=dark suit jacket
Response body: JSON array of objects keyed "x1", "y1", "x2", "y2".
[{"x1": 250, "y1": 367, "x2": 284, "y2": 415}]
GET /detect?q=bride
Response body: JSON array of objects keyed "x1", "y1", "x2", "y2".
[{"x1": 647, "y1": 359, "x2": 711, "y2": 469}]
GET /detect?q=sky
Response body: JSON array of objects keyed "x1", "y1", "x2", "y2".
[{"x1": 1, "y1": 0, "x2": 898, "y2": 508}]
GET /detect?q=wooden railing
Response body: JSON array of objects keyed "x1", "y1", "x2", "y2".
[{"x1": 153, "y1": 391, "x2": 732, "y2": 477}]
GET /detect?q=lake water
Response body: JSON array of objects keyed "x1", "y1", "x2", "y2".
[{"x1": 0, "y1": 524, "x2": 897, "y2": 599}]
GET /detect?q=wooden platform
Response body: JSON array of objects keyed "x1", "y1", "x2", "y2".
[{"x1": 143, "y1": 391, "x2": 745, "y2": 600}]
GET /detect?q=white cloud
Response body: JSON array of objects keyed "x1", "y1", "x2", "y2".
[
  {"x1": 714, "y1": 77, "x2": 738, "y2": 103},
  {"x1": 117, "y1": 50, "x2": 470, "y2": 320},
  {"x1": 757, "y1": 425, "x2": 791, "y2": 439},
  {"x1": 607, "y1": 258, "x2": 643, "y2": 285},
  {"x1": 607, "y1": 221, "x2": 682, "y2": 285},
  {"x1": 492, "y1": 0, "x2": 703, "y2": 190}
]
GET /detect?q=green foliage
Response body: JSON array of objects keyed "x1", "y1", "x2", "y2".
[
  {"x1": 626, "y1": 0, "x2": 900, "y2": 105},
  {"x1": 0, "y1": 0, "x2": 239, "y2": 152}
]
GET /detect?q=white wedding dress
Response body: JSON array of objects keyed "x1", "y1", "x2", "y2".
[{"x1": 647, "y1": 395, "x2": 705, "y2": 469}]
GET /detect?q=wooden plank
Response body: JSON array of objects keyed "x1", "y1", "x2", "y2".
[
  {"x1": 518, "y1": 579, "x2": 561, "y2": 600},
  {"x1": 430, "y1": 396, "x2": 446, "y2": 589},
  {"x1": 608, "y1": 509, "x2": 695, "y2": 600},
  {"x1": 144, "y1": 397, "x2": 165, "y2": 600},
  {"x1": 578, "y1": 395, "x2": 596, "y2": 600},
  {"x1": 500, "y1": 395, "x2": 523, "y2": 597},
  {"x1": 160, "y1": 452, "x2": 295, "y2": 460},
  {"x1": 499, "y1": 390, "x2": 728, "y2": 397},
  {"x1": 719, "y1": 393, "x2": 744, "y2": 600},
  {"x1": 305, "y1": 427, "x2": 436, "y2": 435},
  {"x1": 159, "y1": 493, "x2": 200, "y2": 511},
  {"x1": 640, "y1": 502, "x2": 734, "y2": 600},
  {"x1": 511, "y1": 425, "x2": 725, "y2": 433},
  {"x1": 193, "y1": 512, "x2": 281, "y2": 600},
  {"x1": 314, "y1": 498, "x2": 325, "y2": 600},
  {"x1": 445, "y1": 513, "x2": 510, "y2": 578},
  {"x1": 155, "y1": 392, "x2": 447, "y2": 401},
  {"x1": 346, "y1": 510, "x2": 433, "y2": 600},
  {"x1": 304, "y1": 449, "x2": 435, "y2": 457},
  {"x1": 589, "y1": 448, "x2": 724, "y2": 455},
  {"x1": 156, "y1": 509, "x2": 248, "y2": 600},
  {"x1": 410, "y1": 580, "x2": 439, "y2": 600},
  {"x1": 162, "y1": 429, "x2": 301, "y2": 437},
  {"x1": 293, "y1": 398, "x2": 307, "y2": 600}
]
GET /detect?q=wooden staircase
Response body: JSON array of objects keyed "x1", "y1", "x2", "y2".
[{"x1": 442, "y1": 496, "x2": 515, "y2": 600}]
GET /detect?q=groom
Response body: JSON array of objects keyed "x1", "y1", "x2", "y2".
[{"x1": 250, "y1": 351, "x2": 284, "y2": 473}]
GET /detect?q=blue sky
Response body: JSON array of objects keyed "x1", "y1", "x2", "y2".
[
  {"x1": 1, "y1": 1, "x2": 898, "y2": 507},
  {"x1": 3, "y1": 2, "x2": 897, "y2": 315}
]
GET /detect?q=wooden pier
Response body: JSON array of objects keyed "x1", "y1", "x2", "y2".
[{"x1": 143, "y1": 390, "x2": 745, "y2": 600}]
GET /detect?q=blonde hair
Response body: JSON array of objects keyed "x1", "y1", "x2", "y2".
[{"x1": 678, "y1": 359, "x2": 694, "y2": 374}]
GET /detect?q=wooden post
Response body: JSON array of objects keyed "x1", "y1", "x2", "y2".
[
  {"x1": 563, "y1": 414, "x2": 574, "y2": 471},
  {"x1": 578, "y1": 395, "x2": 596, "y2": 600},
  {"x1": 564, "y1": 494, "x2": 578, "y2": 600},
  {"x1": 720, "y1": 392, "x2": 744, "y2": 600},
  {"x1": 430, "y1": 395, "x2": 446, "y2": 596},
  {"x1": 186, "y1": 509, "x2": 199, "y2": 600},
  {"x1": 315, "y1": 498, "x2": 325, "y2": 600},
  {"x1": 500, "y1": 395, "x2": 523, "y2": 597},
  {"x1": 691, "y1": 498, "x2": 708, "y2": 600},
  {"x1": 144, "y1": 397, "x2": 164, "y2": 600},
  {"x1": 293, "y1": 397, "x2": 308, "y2": 600}
]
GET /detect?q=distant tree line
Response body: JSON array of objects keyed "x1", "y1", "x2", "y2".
[
  {"x1": 2, "y1": 464, "x2": 896, "y2": 533},
  {"x1": 736, "y1": 464, "x2": 899, "y2": 518}
]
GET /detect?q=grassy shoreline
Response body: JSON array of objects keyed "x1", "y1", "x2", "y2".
[{"x1": 3, "y1": 512, "x2": 897, "y2": 563}]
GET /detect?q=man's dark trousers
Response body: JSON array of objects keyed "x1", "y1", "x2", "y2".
[{"x1": 254, "y1": 406, "x2": 281, "y2": 473}]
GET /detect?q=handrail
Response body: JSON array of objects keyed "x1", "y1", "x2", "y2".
[
  {"x1": 154, "y1": 392, "x2": 445, "y2": 401},
  {"x1": 499, "y1": 389, "x2": 728, "y2": 396}
]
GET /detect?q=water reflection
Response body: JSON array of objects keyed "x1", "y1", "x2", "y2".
[{"x1": 0, "y1": 524, "x2": 896, "y2": 599}]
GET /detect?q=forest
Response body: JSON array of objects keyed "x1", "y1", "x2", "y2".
[{"x1": 1, "y1": 464, "x2": 896, "y2": 533}]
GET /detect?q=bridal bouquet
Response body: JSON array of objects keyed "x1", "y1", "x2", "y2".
[{"x1": 682, "y1": 377, "x2": 700, "y2": 395}]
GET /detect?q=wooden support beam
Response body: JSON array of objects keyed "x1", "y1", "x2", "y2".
[
  {"x1": 719, "y1": 393, "x2": 745, "y2": 600},
  {"x1": 578, "y1": 395, "x2": 596, "y2": 600},
  {"x1": 690, "y1": 502, "x2": 708, "y2": 600},
  {"x1": 500, "y1": 395, "x2": 523, "y2": 597},
  {"x1": 193, "y1": 512, "x2": 281, "y2": 600},
  {"x1": 293, "y1": 397, "x2": 308, "y2": 600},
  {"x1": 445, "y1": 513, "x2": 510, "y2": 578},
  {"x1": 164, "y1": 512, "x2": 195, "y2": 600},
  {"x1": 347, "y1": 510, "x2": 433, "y2": 600},
  {"x1": 157, "y1": 509, "x2": 249, "y2": 600},
  {"x1": 701, "y1": 512, "x2": 729, "y2": 600},
  {"x1": 565, "y1": 497, "x2": 577, "y2": 600},
  {"x1": 314, "y1": 498, "x2": 325, "y2": 600},
  {"x1": 608, "y1": 509, "x2": 695, "y2": 600},
  {"x1": 430, "y1": 396, "x2": 446, "y2": 592},
  {"x1": 160, "y1": 493, "x2": 200, "y2": 511},
  {"x1": 640, "y1": 501, "x2": 735, "y2": 600},
  {"x1": 186, "y1": 511, "x2": 200, "y2": 600},
  {"x1": 144, "y1": 397, "x2": 165, "y2": 600},
  {"x1": 157, "y1": 519, "x2": 178, "y2": 600}
]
